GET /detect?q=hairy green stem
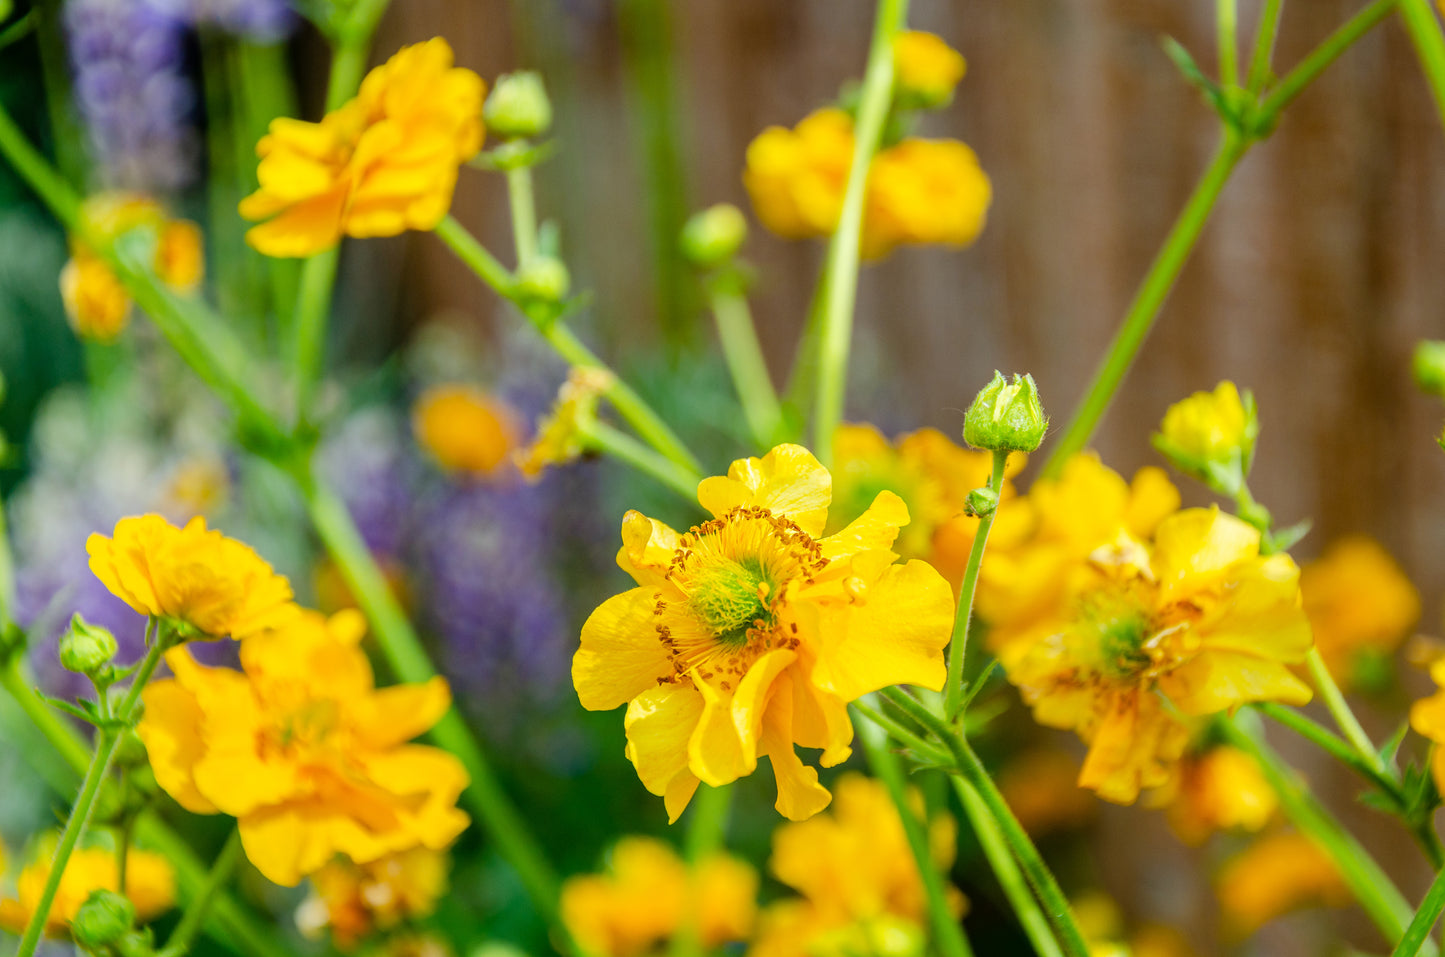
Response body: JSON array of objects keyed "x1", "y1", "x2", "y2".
[
  {"x1": 856, "y1": 711, "x2": 975, "y2": 957},
  {"x1": 812, "y1": 0, "x2": 908, "y2": 466},
  {"x1": 710, "y1": 285, "x2": 784, "y2": 449},
  {"x1": 161, "y1": 829, "x2": 244, "y2": 957},
  {"x1": 1400, "y1": 0, "x2": 1445, "y2": 130},
  {"x1": 854, "y1": 698, "x2": 951, "y2": 765},
  {"x1": 581, "y1": 420, "x2": 699, "y2": 500},
  {"x1": 943, "y1": 450, "x2": 1009, "y2": 720},
  {"x1": 1394, "y1": 866, "x2": 1445, "y2": 957},
  {"x1": 507, "y1": 164, "x2": 539, "y2": 267},
  {"x1": 1306, "y1": 647, "x2": 1386, "y2": 772},
  {"x1": 1246, "y1": 0, "x2": 1285, "y2": 92}
]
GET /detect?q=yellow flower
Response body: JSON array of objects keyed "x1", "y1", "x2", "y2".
[
  {"x1": 743, "y1": 109, "x2": 855, "y2": 241},
  {"x1": 1153, "y1": 382, "x2": 1256, "y2": 492},
  {"x1": 1216, "y1": 832, "x2": 1349, "y2": 937},
  {"x1": 296, "y1": 848, "x2": 449, "y2": 951},
  {"x1": 996, "y1": 749, "x2": 1097, "y2": 836},
  {"x1": 893, "y1": 31, "x2": 966, "y2": 105},
  {"x1": 86, "y1": 514, "x2": 299, "y2": 641},
  {"x1": 1151, "y1": 745, "x2": 1276, "y2": 845},
  {"x1": 1001, "y1": 507, "x2": 1313, "y2": 803},
  {"x1": 978, "y1": 452, "x2": 1180, "y2": 656},
  {"x1": 515, "y1": 368, "x2": 615, "y2": 479},
  {"x1": 240, "y1": 38, "x2": 486, "y2": 258},
  {"x1": 1409, "y1": 658, "x2": 1445, "y2": 794},
  {"x1": 828, "y1": 423, "x2": 1021, "y2": 590},
  {"x1": 412, "y1": 385, "x2": 519, "y2": 477},
  {"x1": 574, "y1": 445, "x2": 955, "y2": 821},
  {"x1": 1302, "y1": 536, "x2": 1420, "y2": 689},
  {"x1": 0, "y1": 844, "x2": 175, "y2": 938},
  {"x1": 560, "y1": 836, "x2": 757, "y2": 957},
  {"x1": 165, "y1": 455, "x2": 232, "y2": 517},
  {"x1": 136, "y1": 609, "x2": 470, "y2": 886},
  {"x1": 749, "y1": 774, "x2": 961, "y2": 957},
  {"x1": 60, "y1": 193, "x2": 204, "y2": 341}
]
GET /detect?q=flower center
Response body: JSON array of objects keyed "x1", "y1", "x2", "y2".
[{"x1": 688, "y1": 555, "x2": 773, "y2": 647}]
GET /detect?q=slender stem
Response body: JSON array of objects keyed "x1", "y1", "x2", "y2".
[
  {"x1": 710, "y1": 285, "x2": 784, "y2": 449},
  {"x1": 507, "y1": 164, "x2": 539, "y2": 267},
  {"x1": 943, "y1": 450, "x2": 1009, "y2": 720},
  {"x1": 1042, "y1": 134, "x2": 1247, "y2": 477},
  {"x1": 854, "y1": 698, "x2": 951, "y2": 765},
  {"x1": 952, "y1": 778, "x2": 1065, "y2": 957},
  {"x1": 1246, "y1": 0, "x2": 1285, "y2": 92},
  {"x1": 856, "y1": 711, "x2": 974, "y2": 957},
  {"x1": 1255, "y1": 703, "x2": 1395, "y2": 794},
  {"x1": 435, "y1": 214, "x2": 703, "y2": 476},
  {"x1": 291, "y1": 248, "x2": 339, "y2": 421},
  {"x1": 880, "y1": 687, "x2": 1090, "y2": 957},
  {"x1": 783, "y1": 261, "x2": 830, "y2": 429},
  {"x1": 1217, "y1": 0, "x2": 1239, "y2": 88},
  {"x1": 1394, "y1": 867, "x2": 1445, "y2": 957},
  {"x1": 1217, "y1": 716, "x2": 1424, "y2": 951},
  {"x1": 1306, "y1": 647, "x2": 1385, "y2": 773},
  {"x1": 581, "y1": 420, "x2": 699, "y2": 500},
  {"x1": 1256, "y1": 0, "x2": 1400, "y2": 124},
  {"x1": 812, "y1": 0, "x2": 908, "y2": 467},
  {"x1": 0, "y1": 90, "x2": 80, "y2": 227},
  {"x1": 0, "y1": 497, "x2": 16, "y2": 632},
  {"x1": 668, "y1": 784, "x2": 733, "y2": 957},
  {"x1": 1400, "y1": 0, "x2": 1445, "y2": 130},
  {"x1": 14, "y1": 637, "x2": 167, "y2": 957},
  {"x1": 161, "y1": 829, "x2": 244, "y2": 957}
]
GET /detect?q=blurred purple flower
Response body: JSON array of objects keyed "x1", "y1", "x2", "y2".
[
  {"x1": 146, "y1": 0, "x2": 295, "y2": 43},
  {"x1": 317, "y1": 408, "x2": 414, "y2": 562}
]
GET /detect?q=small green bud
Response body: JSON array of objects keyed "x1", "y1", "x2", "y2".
[
  {"x1": 964, "y1": 486, "x2": 998, "y2": 518},
  {"x1": 60, "y1": 614, "x2": 118, "y2": 676},
  {"x1": 484, "y1": 71, "x2": 553, "y2": 139},
  {"x1": 1415, "y1": 341, "x2": 1445, "y2": 398},
  {"x1": 515, "y1": 256, "x2": 571, "y2": 304},
  {"x1": 72, "y1": 889, "x2": 136, "y2": 950},
  {"x1": 113, "y1": 928, "x2": 156, "y2": 957},
  {"x1": 680, "y1": 204, "x2": 748, "y2": 267},
  {"x1": 962, "y1": 371, "x2": 1047, "y2": 453}
]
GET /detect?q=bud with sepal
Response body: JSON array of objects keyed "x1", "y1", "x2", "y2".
[{"x1": 963, "y1": 371, "x2": 1047, "y2": 454}]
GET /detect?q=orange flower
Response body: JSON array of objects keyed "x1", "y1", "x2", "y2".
[{"x1": 412, "y1": 385, "x2": 519, "y2": 477}]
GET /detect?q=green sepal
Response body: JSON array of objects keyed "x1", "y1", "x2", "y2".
[{"x1": 1263, "y1": 518, "x2": 1311, "y2": 554}]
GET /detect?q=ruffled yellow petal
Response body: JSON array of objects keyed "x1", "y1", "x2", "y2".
[
  {"x1": 575, "y1": 588, "x2": 673, "y2": 711},
  {"x1": 625, "y1": 682, "x2": 705, "y2": 822},
  {"x1": 759, "y1": 677, "x2": 832, "y2": 820},
  {"x1": 698, "y1": 445, "x2": 831, "y2": 536},
  {"x1": 1151, "y1": 508, "x2": 1261, "y2": 598},
  {"x1": 136, "y1": 676, "x2": 217, "y2": 814},
  {"x1": 819, "y1": 490, "x2": 909, "y2": 561},
  {"x1": 616, "y1": 510, "x2": 683, "y2": 586},
  {"x1": 352, "y1": 677, "x2": 453, "y2": 749}
]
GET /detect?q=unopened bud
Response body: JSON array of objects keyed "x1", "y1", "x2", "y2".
[
  {"x1": 680, "y1": 204, "x2": 747, "y2": 267},
  {"x1": 72, "y1": 890, "x2": 136, "y2": 950},
  {"x1": 59, "y1": 614, "x2": 118, "y2": 676},
  {"x1": 1415, "y1": 341, "x2": 1445, "y2": 398},
  {"x1": 964, "y1": 486, "x2": 998, "y2": 518},
  {"x1": 515, "y1": 256, "x2": 571, "y2": 304},
  {"x1": 963, "y1": 371, "x2": 1047, "y2": 453},
  {"x1": 1151, "y1": 380, "x2": 1257, "y2": 496},
  {"x1": 484, "y1": 71, "x2": 553, "y2": 139}
]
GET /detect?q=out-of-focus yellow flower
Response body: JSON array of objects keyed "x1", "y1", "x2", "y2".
[
  {"x1": 240, "y1": 39, "x2": 485, "y2": 258},
  {"x1": 1153, "y1": 382, "x2": 1256, "y2": 494},
  {"x1": 60, "y1": 193, "x2": 204, "y2": 341},
  {"x1": 515, "y1": 368, "x2": 615, "y2": 479},
  {"x1": 743, "y1": 110, "x2": 991, "y2": 260},
  {"x1": 137, "y1": 609, "x2": 470, "y2": 886},
  {"x1": 1216, "y1": 832, "x2": 1349, "y2": 937},
  {"x1": 1409, "y1": 659, "x2": 1445, "y2": 794},
  {"x1": 412, "y1": 385, "x2": 519, "y2": 477},
  {"x1": 561, "y1": 836, "x2": 757, "y2": 957},
  {"x1": 1130, "y1": 925, "x2": 1199, "y2": 957},
  {"x1": 978, "y1": 453, "x2": 1180, "y2": 656},
  {"x1": 1302, "y1": 536, "x2": 1420, "y2": 690},
  {"x1": 574, "y1": 445, "x2": 954, "y2": 821},
  {"x1": 1001, "y1": 507, "x2": 1313, "y2": 803},
  {"x1": 893, "y1": 31, "x2": 966, "y2": 106},
  {"x1": 165, "y1": 455, "x2": 232, "y2": 518},
  {"x1": 296, "y1": 848, "x2": 449, "y2": 951},
  {"x1": 0, "y1": 844, "x2": 174, "y2": 938},
  {"x1": 997, "y1": 748, "x2": 1097, "y2": 836},
  {"x1": 828, "y1": 424, "x2": 1021, "y2": 591},
  {"x1": 750, "y1": 774, "x2": 961, "y2": 957},
  {"x1": 86, "y1": 514, "x2": 298, "y2": 641},
  {"x1": 1151, "y1": 746, "x2": 1276, "y2": 845}
]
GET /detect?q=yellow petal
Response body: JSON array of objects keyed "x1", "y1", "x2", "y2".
[
  {"x1": 1161, "y1": 651, "x2": 1313, "y2": 714},
  {"x1": 819, "y1": 490, "x2": 909, "y2": 561},
  {"x1": 688, "y1": 675, "x2": 752, "y2": 787},
  {"x1": 1152, "y1": 508, "x2": 1260, "y2": 596},
  {"x1": 759, "y1": 679, "x2": 831, "y2": 820},
  {"x1": 729, "y1": 649, "x2": 797, "y2": 768},
  {"x1": 574, "y1": 588, "x2": 673, "y2": 711},
  {"x1": 626, "y1": 681, "x2": 705, "y2": 815},
  {"x1": 136, "y1": 678, "x2": 218, "y2": 814},
  {"x1": 698, "y1": 445, "x2": 831, "y2": 536},
  {"x1": 353, "y1": 677, "x2": 452, "y2": 748},
  {"x1": 616, "y1": 510, "x2": 682, "y2": 586},
  {"x1": 244, "y1": 186, "x2": 348, "y2": 258}
]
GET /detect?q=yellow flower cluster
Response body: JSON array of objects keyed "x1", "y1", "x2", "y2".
[
  {"x1": 893, "y1": 31, "x2": 966, "y2": 106},
  {"x1": 60, "y1": 192, "x2": 203, "y2": 341},
  {"x1": 981, "y1": 454, "x2": 1313, "y2": 803},
  {"x1": 574, "y1": 445, "x2": 954, "y2": 820},
  {"x1": 297, "y1": 848, "x2": 450, "y2": 950},
  {"x1": 0, "y1": 844, "x2": 175, "y2": 939},
  {"x1": 1215, "y1": 832, "x2": 1349, "y2": 937},
  {"x1": 1301, "y1": 535, "x2": 1420, "y2": 690},
  {"x1": 743, "y1": 108, "x2": 991, "y2": 259},
  {"x1": 241, "y1": 39, "x2": 485, "y2": 258},
  {"x1": 138, "y1": 608, "x2": 470, "y2": 886},
  {"x1": 560, "y1": 837, "x2": 757, "y2": 957},
  {"x1": 412, "y1": 384, "x2": 519, "y2": 478},
  {"x1": 750, "y1": 774, "x2": 962, "y2": 957}
]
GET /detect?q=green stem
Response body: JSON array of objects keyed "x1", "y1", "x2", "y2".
[
  {"x1": 1218, "y1": 0, "x2": 1239, "y2": 87},
  {"x1": 161, "y1": 829, "x2": 244, "y2": 957},
  {"x1": 1394, "y1": 867, "x2": 1445, "y2": 957},
  {"x1": 1217, "y1": 715, "x2": 1424, "y2": 951},
  {"x1": 1256, "y1": 0, "x2": 1400, "y2": 124},
  {"x1": 879, "y1": 688, "x2": 1090, "y2": 957},
  {"x1": 853, "y1": 698, "x2": 951, "y2": 765},
  {"x1": 943, "y1": 450, "x2": 1009, "y2": 720},
  {"x1": 812, "y1": 0, "x2": 908, "y2": 467},
  {"x1": 0, "y1": 496, "x2": 16, "y2": 632},
  {"x1": 14, "y1": 637, "x2": 167, "y2": 957},
  {"x1": 507, "y1": 164, "x2": 539, "y2": 267},
  {"x1": 1255, "y1": 703, "x2": 1395, "y2": 794},
  {"x1": 1306, "y1": 647, "x2": 1384, "y2": 773},
  {"x1": 856, "y1": 711, "x2": 974, "y2": 957},
  {"x1": 952, "y1": 778, "x2": 1065, "y2": 957},
  {"x1": 1246, "y1": 0, "x2": 1285, "y2": 92},
  {"x1": 783, "y1": 261, "x2": 830, "y2": 430},
  {"x1": 1399, "y1": 0, "x2": 1445, "y2": 130},
  {"x1": 1042, "y1": 134, "x2": 1247, "y2": 478},
  {"x1": 581, "y1": 419, "x2": 699, "y2": 500},
  {"x1": 435, "y1": 214, "x2": 703, "y2": 476},
  {"x1": 710, "y1": 284, "x2": 784, "y2": 449},
  {"x1": 667, "y1": 784, "x2": 733, "y2": 957}
]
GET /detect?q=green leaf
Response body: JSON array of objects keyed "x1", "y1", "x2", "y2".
[
  {"x1": 1379, "y1": 720, "x2": 1411, "y2": 770},
  {"x1": 1160, "y1": 35, "x2": 1233, "y2": 119},
  {"x1": 44, "y1": 695, "x2": 101, "y2": 725},
  {"x1": 959, "y1": 659, "x2": 1001, "y2": 716}
]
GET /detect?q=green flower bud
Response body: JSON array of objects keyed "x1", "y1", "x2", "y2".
[
  {"x1": 962, "y1": 371, "x2": 1047, "y2": 453},
  {"x1": 484, "y1": 71, "x2": 553, "y2": 139},
  {"x1": 964, "y1": 486, "x2": 998, "y2": 518},
  {"x1": 72, "y1": 889, "x2": 136, "y2": 950},
  {"x1": 113, "y1": 928, "x2": 156, "y2": 957},
  {"x1": 680, "y1": 204, "x2": 747, "y2": 267},
  {"x1": 515, "y1": 256, "x2": 571, "y2": 304},
  {"x1": 1151, "y1": 381, "x2": 1257, "y2": 497},
  {"x1": 60, "y1": 614, "x2": 118, "y2": 676},
  {"x1": 1415, "y1": 341, "x2": 1445, "y2": 398}
]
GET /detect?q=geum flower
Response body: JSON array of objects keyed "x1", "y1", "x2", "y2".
[
  {"x1": 240, "y1": 38, "x2": 485, "y2": 258},
  {"x1": 87, "y1": 514, "x2": 298, "y2": 641},
  {"x1": 138, "y1": 609, "x2": 470, "y2": 886},
  {"x1": 1001, "y1": 507, "x2": 1313, "y2": 803},
  {"x1": 0, "y1": 844, "x2": 174, "y2": 938},
  {"x1": 574, "y1": 445, "x2": 954, "y2": 821}
]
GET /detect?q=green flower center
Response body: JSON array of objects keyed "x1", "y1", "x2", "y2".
[
  {"x1": 688, "y1": 555, "x2": 773, "y2": 647},
  {"x1": 1096, "y1": 610, "x2": 1153, "y2": 678}
]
